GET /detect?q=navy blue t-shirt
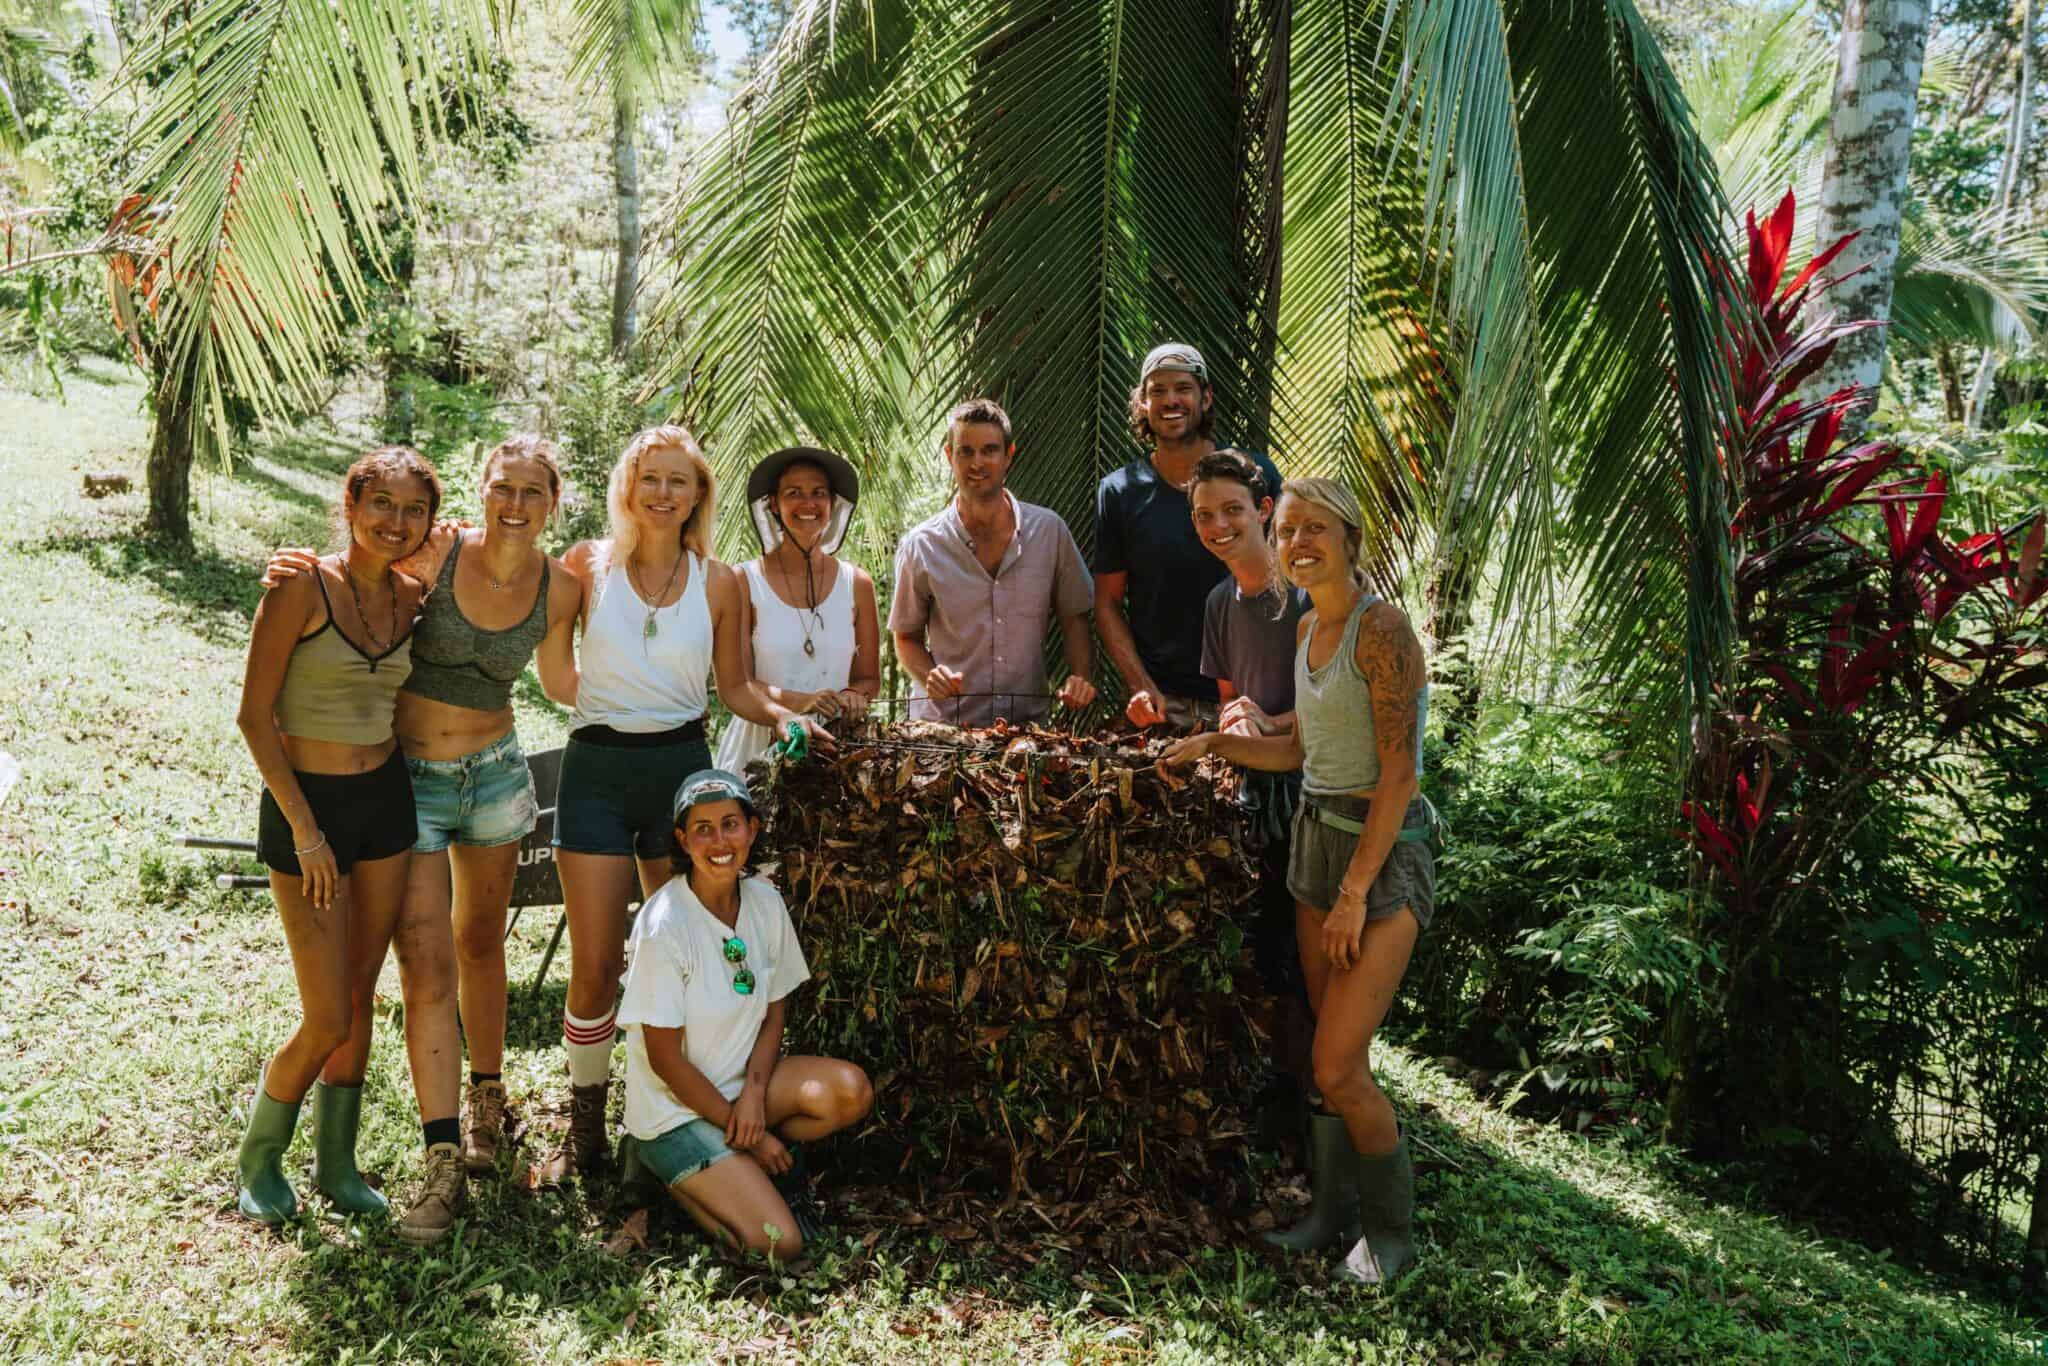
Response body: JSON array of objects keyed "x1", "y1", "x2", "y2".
[{"x1": 1093, "y1": 448, "x2": 1285, "y2": 701}]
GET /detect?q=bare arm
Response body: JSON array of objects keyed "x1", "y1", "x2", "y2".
[
  {"x1": 709, "y1": 560, "x2": 825, "y2": 740},
  {"x1": 641, "y1": 1025, "x2": 742, "y2": 1128},
  {"x1": 1094, "y1": 570, "x2": 1157, "y2": 699},
  {"x1": 1324, "y1": 603, "x2": 1425, "y2": 971},
  {"x1": 846, "y1": 567, "x2": 882, "y2": 702},
  {"x1": 534, "y1": 555, "x2": 582, "y2": 707},
  {"x1": 235, "y1": 575, "x2": 337, "y2": 905}
]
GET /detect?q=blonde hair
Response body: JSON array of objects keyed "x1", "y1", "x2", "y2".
[
  {"x1": 1274, "y1": 477, "x2": 1368, "y2": 590},
  {"x1": 605, "y1": 424, "x2": 716, "y2": 567}
]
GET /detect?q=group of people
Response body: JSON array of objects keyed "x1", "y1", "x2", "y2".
[{"x1": 232, "y1": 341, "x2": 1435, "y2": 1285}]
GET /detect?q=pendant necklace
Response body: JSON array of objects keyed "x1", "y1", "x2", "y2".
[
  {"x1": 343, "y1": 555, "x2": 396, "y2": 670},
  {"x1": 778, "y1": 545, "x2": 823, "y2": 657},
  {"x1": 631, "y1": 547, "x2": 686, "y2": 641}
]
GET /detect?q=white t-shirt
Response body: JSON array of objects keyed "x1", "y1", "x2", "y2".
[{"x1": 617, "y1": 875, "x2": 811, "y2": 1141}]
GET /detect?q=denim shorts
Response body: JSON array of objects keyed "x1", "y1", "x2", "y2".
[
  {"x1": 553, "y1": 722, "x2": 711, "y2": 859},
  {"x1": 406, "y1": 731, "x2": 538, "y2": 854},
  {"x1": 1286, "y1": 794, "x2": 1436, "y2": 929},
  {"x1": 638, "y1": 1117, "x2": 738, "y2": 1185}
]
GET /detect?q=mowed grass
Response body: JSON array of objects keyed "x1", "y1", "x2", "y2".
[{"x1": 2, "y1": 368, "x2": 2045, "y2": 1363}]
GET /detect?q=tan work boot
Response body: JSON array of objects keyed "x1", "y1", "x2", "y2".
[
  {"x1": 463, "y1": 1080, "x2": 509, "y2": 1175},
  {"x1": 396, "y1": 1142, "x2": 466, "y2": 1246},
  {"x1": 533, "y1": 1082, "x2": 610, "y2": 1185}
]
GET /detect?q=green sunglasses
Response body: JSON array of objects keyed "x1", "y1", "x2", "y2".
[{"x1": 721, "y1": 935, "x2": 756, "y2": 996}]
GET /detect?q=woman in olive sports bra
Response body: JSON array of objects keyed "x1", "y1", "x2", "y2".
[
  {"x1": 264, "y1": 434, "x2": 583, "y2": 1245},
  {"x1": 233, "y1": 446, "x2": 441, "y2": 1228}
]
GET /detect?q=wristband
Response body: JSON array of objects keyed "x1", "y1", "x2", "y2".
[{"x1": 294, "y1": 832, "x2": 329, "y2": 857}]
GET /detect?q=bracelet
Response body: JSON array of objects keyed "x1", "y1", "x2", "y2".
[{"x1": 294, "y1": 832, "x2": 328, "y2": 857}]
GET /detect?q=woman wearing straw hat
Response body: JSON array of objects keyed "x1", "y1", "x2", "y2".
[
  {"x1": 715, "y1": 447, "x2": 881, "y2": 772},
  {"x1": 1162, "y1": 476, "x2": 1435, "y2": 1287}
]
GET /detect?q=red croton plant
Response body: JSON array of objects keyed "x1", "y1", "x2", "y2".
[{"x1": 1683, "y1": 191, "x2": 2046, "y2": 928}]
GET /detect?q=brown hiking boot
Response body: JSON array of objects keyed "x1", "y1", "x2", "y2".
[
  {"x1": 533, "y1": 1082, "x2": 610, "y2": 1185},
  {"x1": 463, "y1": 1080, "x2": 509, "y2": 1175},
  {"x1": 396, "y1": 1142, "x2": 466, "y2": 1246}
]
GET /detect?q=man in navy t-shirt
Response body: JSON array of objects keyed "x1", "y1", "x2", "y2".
[{"x1": 1093, "y1": 342, "x2": 1284, "y2": 731}]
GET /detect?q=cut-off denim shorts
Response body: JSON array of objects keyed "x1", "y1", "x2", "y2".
[
  {"x1": 406, "y1": 731, "x2": 538, "y2": 854},
  {"x1": 637, "y1": 1117, "x2": 739, "y2": 1186}
]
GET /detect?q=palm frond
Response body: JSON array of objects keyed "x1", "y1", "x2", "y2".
[
  {"x1": 119, "y1": 0, "x2": 491, "y2": 470},
  {"x1": 1890, "y1": 204, "x2": 2048, "y2": 356},
  {"x1": 926, "y1": 0, "x2": 1268, "y2": 554},
  {"x1": 642, "y1": 0, "x2": 948, "y2": 562},
  {"x1": 563, "y1": 0, "x2": 698, "y2": 107},
  {"x1": 1272, "y1": 0, "x2": 1447, "y2": 589}
]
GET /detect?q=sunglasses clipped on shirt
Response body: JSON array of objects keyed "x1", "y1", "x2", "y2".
[{"x1": 722, "y1": 935, "x2": 757, "y2": 996}]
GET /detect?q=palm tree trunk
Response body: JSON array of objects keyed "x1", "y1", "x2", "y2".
[
  {"x1": 610, "y1": 97, "x2": 641, "y2": 361},
  {"x1": 145, "y1": 368, "x2": 195, "y2": 543},
  {"x1": 1964, "y1": 0, "x2": 2035, "y2": 430},
  {"x1": 1809, "y1": 0, "x2": 1932, "y2": 430},
  {"x1": 1935, "y1": 342, "x2": 1965, "y2": 421}
]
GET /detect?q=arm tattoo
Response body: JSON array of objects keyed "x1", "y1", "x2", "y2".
[{"x1": 1358, "y1": 606, "x2": 1424, "y2": 761}]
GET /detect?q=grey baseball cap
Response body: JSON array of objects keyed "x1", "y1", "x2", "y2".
[
  {"x1": 673, "y1": 768, "x2": 754, "y2": 822},
  {"x1": 1139, "y1": 342, "x2": 1208, "y2": 384}
]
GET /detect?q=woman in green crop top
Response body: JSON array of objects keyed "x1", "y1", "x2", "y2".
[
  {"x1": 233, "y1": 446, "x2": 440, "y2": 1230},
  {"x1": 264, "y1": 434, "x2": 583, "y2": 1245}
]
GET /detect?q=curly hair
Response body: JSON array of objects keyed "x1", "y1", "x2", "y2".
[
  {"x1": 1126, "y1": 378, "x2": 1217, "y2": 445},
  {"x1": 1189, "y1": 447, "x2": 1269, "y2": 502},
  {"x1": 339, "y1": 446, "x2": 442, "y2": 551}
]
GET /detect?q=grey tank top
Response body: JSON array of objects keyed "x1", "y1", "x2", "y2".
[
  {"x1": 400, "y1": 537, "x2": 550, "y2": 712},
  {"x1": 273, "y1": 571, "x2": 413, "y2": 745},
  {"x1": 1294, "y1": 593, "x2": 1427, "y2": 797}
]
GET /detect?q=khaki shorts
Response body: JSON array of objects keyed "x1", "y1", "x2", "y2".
[{"x1": 1286, "y1": 794, "x2": 1436, "y2": 930}]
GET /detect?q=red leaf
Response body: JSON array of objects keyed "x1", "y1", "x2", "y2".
[
  {"x1": 1899, "y1": 471, "x2": 1947, "y2": 565},
  {"x1": 1680, "y1": 802, "x2": 1743, "y2": 884},
  {"x1": 1778, "y1": 228, "x2": 1860, "y2": 306},
  {"x1": 1749, "y1": 194, "x2": 1797, "y2": 307},
  {"x1": 2018, "y1": 516, "x2": 2045, "y2": 605}
]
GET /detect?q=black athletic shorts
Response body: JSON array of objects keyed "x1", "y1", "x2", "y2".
[{"x1": 257, "y1": 749, "x2": 417, "y2": 876}]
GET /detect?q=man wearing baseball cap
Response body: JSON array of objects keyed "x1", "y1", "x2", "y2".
[{"x1": 1094, "y1": 343, "x2": 1285, "y2": 730}]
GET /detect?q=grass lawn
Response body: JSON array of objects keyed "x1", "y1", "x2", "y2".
[{"x1": 3, "y1": 367, "x2": 2046, "y2": 1363}]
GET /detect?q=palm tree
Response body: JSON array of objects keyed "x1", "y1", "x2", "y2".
[
  {"x1": 645, "y1": 0, "x2": 1738, "y2": 730},
  {"x1": 565, "y1": 0, "x2": 698, "y2": 360},
  {"x1": 108, "y1": 0, "x2": 490, "y2": 541}
]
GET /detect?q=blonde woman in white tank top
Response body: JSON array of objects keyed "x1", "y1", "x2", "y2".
[
  {"x1": 716, "y1": 447, "x2": 881, "y2": 772},
  {"x1": 1161, "y1": 477, "x2": 1431, "y2": 1287},
  {"x1": 539, "y1": 426, "x2": 832, "y2": 1184}
]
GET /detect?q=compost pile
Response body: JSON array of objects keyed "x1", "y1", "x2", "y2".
[{"x1": 750, "y1": 719, "x2": 1272, "y2": 1264}]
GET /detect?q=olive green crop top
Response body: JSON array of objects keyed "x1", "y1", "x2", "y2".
[{"x1": 272, "y1": 572, "x2": 414, "y2": 745}]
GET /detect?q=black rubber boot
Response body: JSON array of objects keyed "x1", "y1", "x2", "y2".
[
  {"x1": 236, "y1": 1081, "x2": 302, "y2": 1225},
  {"x1": 1262, "y1": 1111, "x2": 1361, "y2": 1253},
  {"x1": 1341, "y1": 1134, "x2": 1416, "y2": 1284},
  {"x1": 311, "y1": 1082, "x2": 389, "y2": 1216},
  {"x1": 615, "y1": 1132, "x2": 662, "y2": 1206}
]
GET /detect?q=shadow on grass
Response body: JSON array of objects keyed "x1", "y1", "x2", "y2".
[
  {"x1": 35, "y1": 524, "x2": 272, "y2": 650},
  {"x1": 260, "y1": 1065, "x2": 2039, "y2": 1362}
]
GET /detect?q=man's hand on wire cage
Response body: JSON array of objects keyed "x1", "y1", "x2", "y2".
[{"x1": 1056, "y1": 674, "x2": 1098, "y2": 710}]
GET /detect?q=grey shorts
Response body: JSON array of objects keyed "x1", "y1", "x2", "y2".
[{"x1": 1286, "y1": 794, "x2": 1436, "y2": 930}]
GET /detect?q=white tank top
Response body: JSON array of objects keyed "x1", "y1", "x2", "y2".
[
  {"x1": 572, "y1": 550, "x2": 712, "y2": 732},
  {"x1": 714, "y1": 556, "x2": 858, "y2": 770}
]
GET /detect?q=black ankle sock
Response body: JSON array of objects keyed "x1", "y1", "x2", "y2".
[
  {"x1": 423, "y1": 1117, "x2": 460, "y2": 1149},
  {"x1": 470, "y1": 1071, "x2": 501, "y2": 1087}
]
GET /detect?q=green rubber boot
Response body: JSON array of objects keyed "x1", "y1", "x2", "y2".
[
  {"x1": 1262, "y1": 1111, "x2": 1361, "y2": 1253},
  {"x1": 310, "y1": 1083, "x2": 389, "y2": 1216},
  {"x1": 236, "y1": 1083, "x2": 303, "y2": 1224},
  {"x1": 1341, "y1": 1134, "x2": 1416, "y2": 1285}
]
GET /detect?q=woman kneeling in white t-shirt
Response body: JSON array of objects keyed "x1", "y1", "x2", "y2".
[{"x1": 617, "y1": 768, "x2": 873, "y2": 1261}]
